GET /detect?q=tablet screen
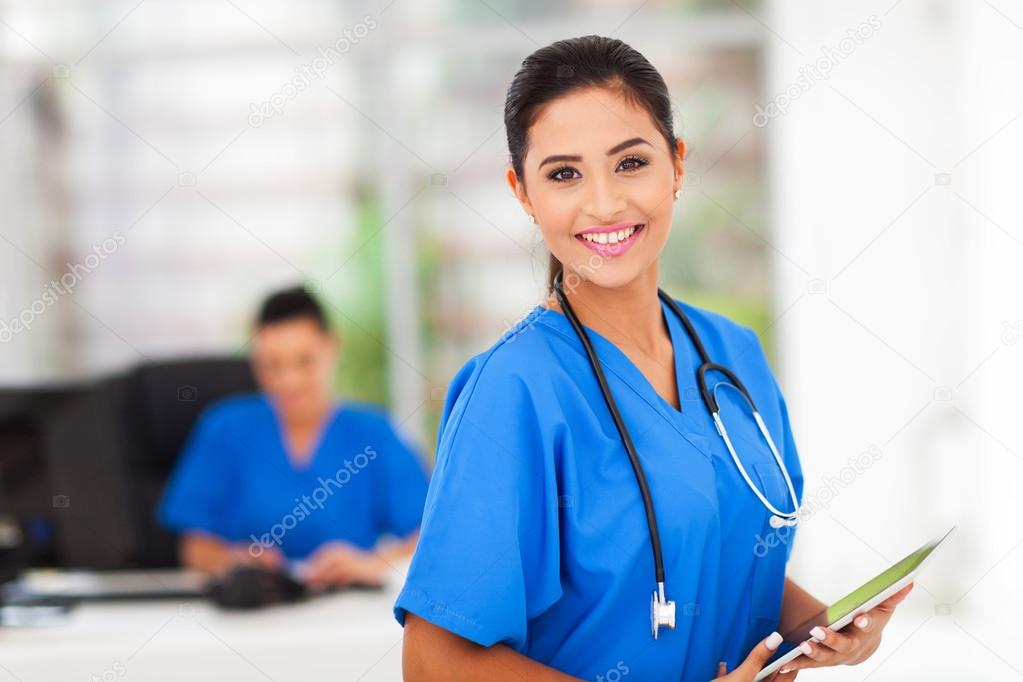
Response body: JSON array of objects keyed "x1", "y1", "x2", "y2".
[
  {"x1": 824, "y1": 533, "x2": 943, "y2": 624},
  {"x1": 778, "y1": 528, "x2": 952, "y2": 645}
]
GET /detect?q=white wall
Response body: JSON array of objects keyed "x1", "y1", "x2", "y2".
[{"x1": 768, "y1": 1, "x2": 1022, "y2": 678}]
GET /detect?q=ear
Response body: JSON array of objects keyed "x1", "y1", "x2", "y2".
[
  {"x1": 505, "y1": 166, "x2": 535, "y2": 218},
  {"x1": 673, "y1": 138, "x2": 687, "y2": 194}
]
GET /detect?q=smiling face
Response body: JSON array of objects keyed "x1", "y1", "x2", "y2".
[{"x1": 507, "y1": 85, "x2": 685, "y2": 290}]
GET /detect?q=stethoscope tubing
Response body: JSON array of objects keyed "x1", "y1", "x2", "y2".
[{"x1": 552, "y1": 271, "x2": 801, "y2": 601}]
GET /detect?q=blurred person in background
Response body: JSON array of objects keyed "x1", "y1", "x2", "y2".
[{"x1": 158, "y1": 286, "x2": 428, "y2": 588}]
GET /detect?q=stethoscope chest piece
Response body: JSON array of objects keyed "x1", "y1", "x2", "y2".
[{"x1": 651, "y1": 582, "x2": 675, "y2": 639}]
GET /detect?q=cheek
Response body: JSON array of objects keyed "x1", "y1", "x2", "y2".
[
  {"x1": 534, "y1": 193, "x2": 578, "y2": 239},
  {"x1": 634, "y1": 177, "x2": 675, "y2": 225}
]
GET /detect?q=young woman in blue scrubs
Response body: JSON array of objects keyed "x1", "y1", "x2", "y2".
[
  {"x1": 396, "y1": 36, "x2": 912, "y2": 681},
  {"x1": 159, "y1": 286, "x2": 429, "y2": 588}
]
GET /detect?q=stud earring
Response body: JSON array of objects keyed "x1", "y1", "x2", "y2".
[
  {"x1": 674, "y1": 189, "x2": 681, "y2": 200},
  {"x1": 528, "y1": 214, "x2": 535, "y2": 224}
]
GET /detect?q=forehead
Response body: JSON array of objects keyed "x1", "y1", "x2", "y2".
[
  {"x1": 525, "y1": 86, "x2": 664, "y2": 161},
  {"x1": 254, "y1": 318, "x2": 325, "y2": 347}
]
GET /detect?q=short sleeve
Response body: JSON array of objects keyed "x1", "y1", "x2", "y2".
[
  {"x1": 372, "y1": 417, "x2": 429, "y2": 539},
  {"x1": 157, "y1": 406, "x2": 238, "y2": 540},
  {"x1": 392, "y1": 355, "x2": 562, "y2": 650}
]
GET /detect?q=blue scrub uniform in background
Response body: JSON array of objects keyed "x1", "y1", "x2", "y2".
[
  {"x1": 159, "y1": 395, "x2": 429, "y2": 559},
  {"x1": 393, "y1": 297, "x2": 804, "y2": 681}
]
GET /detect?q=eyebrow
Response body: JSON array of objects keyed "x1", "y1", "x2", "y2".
[{"x1": 537, "y1": 137, "x2": 653, "y2": 170}]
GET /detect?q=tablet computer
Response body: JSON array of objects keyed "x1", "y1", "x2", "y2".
[{"x1": 755, "y1": 526, "x2": 955, "y2": 681}]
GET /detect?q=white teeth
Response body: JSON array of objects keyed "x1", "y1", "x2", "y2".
[{"x1": 580, "y1": 225, "x2": 641, "y2": 244}]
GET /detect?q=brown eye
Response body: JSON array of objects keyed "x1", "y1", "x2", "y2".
[
  {"x1": 548, "y1": 166, "x2": 579, "y2": 183},
  {"x1": 618, "y1": 155, "x2": 649, "y2": 172}
]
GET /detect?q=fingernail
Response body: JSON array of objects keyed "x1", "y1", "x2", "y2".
[
  {"x1": 766, "y1": 631, "x2": 783, "y2": 650},
  {"x1": 856, "y1": 615, "x2": 870, "y2": 629},
  {"x1": 779, "y1": 669, "x2": 791, "y2": 675},
  {"x1": 799, "y1": 641, "x2": 813, "y2": 655},
  {"x1": 810, "y1": 626, "x2": 825, "y2": 640}
]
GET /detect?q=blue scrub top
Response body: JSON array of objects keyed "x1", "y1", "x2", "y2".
[
  {"x1": 393, "y1": 297, "x2": 804, "y2": 681},
  {"x1": 159, "y1": 395, "x2": 429, "y2": 560}
]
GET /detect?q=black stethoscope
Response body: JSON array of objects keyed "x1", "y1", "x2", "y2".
[{"x1": 552, "y1": 271, "x2": 801, "y2": 639}]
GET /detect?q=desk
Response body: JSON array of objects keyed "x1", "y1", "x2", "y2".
[
  {"x1": 3, "y1": 572, "x2": 990, "y2": 681},
  {"x1": 1, "y1": 570, "x2": 407, "y2": 681}
]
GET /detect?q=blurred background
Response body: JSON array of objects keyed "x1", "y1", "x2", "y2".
[{"x1": 1, "y1": 0, "x2": 1020, "y2": 679}]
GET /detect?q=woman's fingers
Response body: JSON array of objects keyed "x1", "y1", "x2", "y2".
[
  {"x1": 777, "y1": 638, "x2": 832, "y2": 674},
  {"x1": 810, "y1": 625, "x2": 856, "y2": 654},
  {"x1": 716, "y1": 661, "x2": 727, "y2": 678},
  {"x1": 853, "y1": 613, "x2": 873, "y2": 632},
  {"x1": 777, "y1": 583, "x2": 915, "y2": 674},
  {"x1": 876, "y1": 582, "x2": 914, "y2": 613},
  {"x1": 849, "y1": 581, "x2": 913, "y2": 633},
  {"x1": 735, "y1": 631, "x2": 784, "y2": 677}
]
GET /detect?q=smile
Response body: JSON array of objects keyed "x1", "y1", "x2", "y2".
[{"x1": 574, "y1": 222, "x2": 645, "y2": 257}]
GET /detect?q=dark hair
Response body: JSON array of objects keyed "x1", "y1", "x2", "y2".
[
  {"x1": 503, "y1": 35, "x2": 679, "y2": 293},
  {"x1": 256, "y1": 286, "x2": 329, "y2": 332}
]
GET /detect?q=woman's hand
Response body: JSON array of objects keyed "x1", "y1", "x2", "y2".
[
  {"x1": 302, "y1": 540, "x2": 388, "y2": 588},
  {"x1": 714, "y1": 632, "x2": 798, "y2": 681},
  {"x1": 776, "y1": 582, "x2": 914, "y2": 675}
]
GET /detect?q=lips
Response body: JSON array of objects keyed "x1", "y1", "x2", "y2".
[{"x1": 574, "y1": 222, "x2": 645, "y2": 258}]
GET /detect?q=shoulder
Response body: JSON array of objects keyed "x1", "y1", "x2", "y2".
[
  {"x1": 665, "y1": 295, "x2": 780, "y2": 394},
  {"x1": 668, "y1": 296, "x2": 761, "y2": 355},
  {"x1": 334, "y1": 400, "x2": 407, "y2": 440},
  {"x1": 195, "y1": 392, "x2": 271, "y2": 431},
  {"x1": 336, "y1": 399, "x2": 389, "y2": 424},
  {"x1": 443, "y1": 306, "x2": 561, "y2": 415}
]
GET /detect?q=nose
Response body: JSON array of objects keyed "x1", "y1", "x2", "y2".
[{"x1": 582, "y1": 171, "x2": 627, "y2": 222}]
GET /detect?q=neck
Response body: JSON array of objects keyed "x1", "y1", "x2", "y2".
[
  {"x1": 549, "y1": 264, "x2": 665, "y2": 353},
  {"x1": 279, "y1": 396, "x2": 333, "y2": 430}
]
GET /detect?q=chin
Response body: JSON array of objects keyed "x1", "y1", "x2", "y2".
[{"x1": 563, "y1": 253, "x2": 658, "y2": 291}]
